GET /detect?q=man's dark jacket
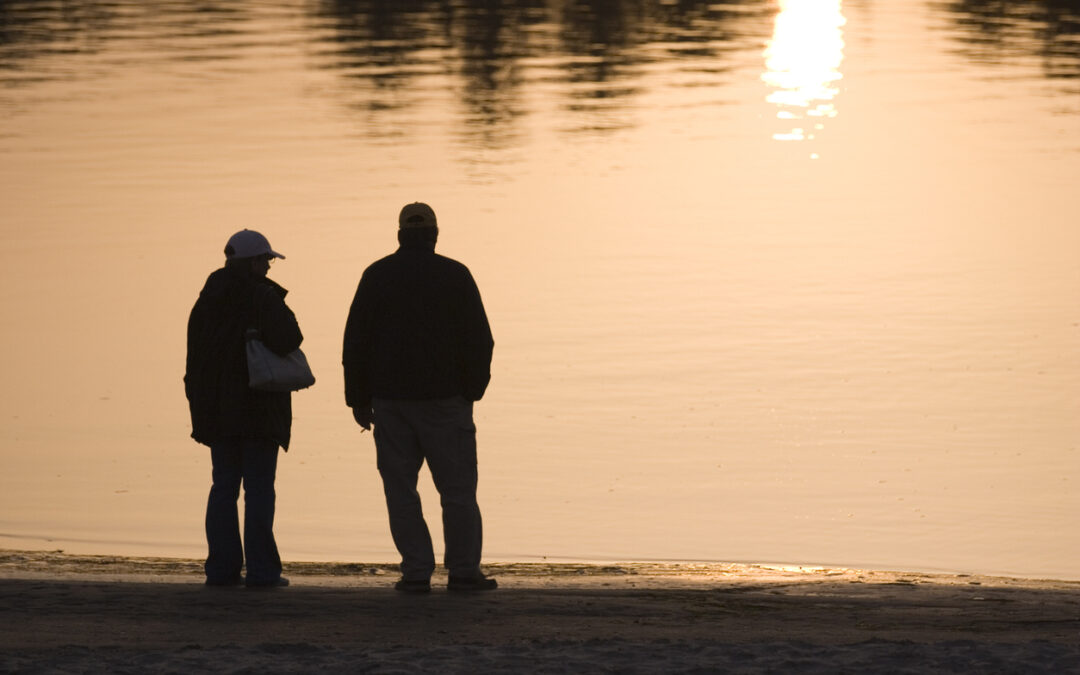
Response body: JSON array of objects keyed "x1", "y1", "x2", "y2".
[
  {"x1": 186, "y1": 264, "x2": 303, "y2": 450},
  {"x1": 342, "y1": 243, "x2": 493, "y2": 409}
]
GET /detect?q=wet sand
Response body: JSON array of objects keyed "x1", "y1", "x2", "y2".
[{"x1": 2, "y1": 549, "x2": 1079, "y2": 673}]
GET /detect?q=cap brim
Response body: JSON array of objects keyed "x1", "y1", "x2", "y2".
[{"x1": 269, "y1": 250, "x2": 286, "y2": 259}]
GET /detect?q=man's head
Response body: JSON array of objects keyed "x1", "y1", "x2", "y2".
[
  {"x1": 398, "y1": 202, "x2": 438, "y2": 249},
  {"x1": 224, "y1": 229, "x2": 284, "y2": 277}
]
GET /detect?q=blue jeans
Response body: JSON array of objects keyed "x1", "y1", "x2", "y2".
[
  {"x1": 373, "y1": 397, "x2": 484, "y2": 581},
  {"x1": 205, "y1": 437, "x2": 281, "y2": 585}
]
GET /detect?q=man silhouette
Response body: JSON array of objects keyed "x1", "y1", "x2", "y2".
[{"x1": 343, "y1": 202, "x2": 496, "y2": 593}]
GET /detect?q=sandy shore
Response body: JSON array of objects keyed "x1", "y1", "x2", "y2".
[{"x1": 2, "y1": 550, "x2": 1079, "y2": 673}]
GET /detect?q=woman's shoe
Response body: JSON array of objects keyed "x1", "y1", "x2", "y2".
[{"x1": 246, "y1": 576, "x2": 290, "y2": 589}]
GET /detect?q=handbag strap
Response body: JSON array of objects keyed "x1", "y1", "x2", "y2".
[{"x1": 247, "y1": 283, "x2": 266, "y2": 341}]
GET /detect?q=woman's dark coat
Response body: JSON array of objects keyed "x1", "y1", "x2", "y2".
[{"x1": 185, "y1": 264, "x2": 303, "y2": 450}]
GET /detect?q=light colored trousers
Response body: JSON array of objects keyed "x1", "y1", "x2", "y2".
[{"x1": 372, "y1": 396, "x2": 484, "y2": 580}]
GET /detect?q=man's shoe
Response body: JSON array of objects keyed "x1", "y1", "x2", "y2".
[
  {"x1": 246, "y1": 576, "x2": 289, "y2": 589},
  {"x1": 394, "y1": 578, "x2": 432, "y2": 593},
  {"x1": 447, "y1": 574, "x2": 498, "y2": 592}
]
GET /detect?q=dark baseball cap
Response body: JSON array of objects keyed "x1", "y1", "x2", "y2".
[{"x1": 399, "y1": 202, "x2": 437, "y2": 229}]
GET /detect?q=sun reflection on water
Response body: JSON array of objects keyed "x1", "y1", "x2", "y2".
[{"x1": 762, "y1": 0, "x2": 846, "y2": 153}]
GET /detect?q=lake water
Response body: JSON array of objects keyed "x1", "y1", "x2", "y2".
[{"x1": 1, "y1": 0, "x2": 1077, "y2": 580}]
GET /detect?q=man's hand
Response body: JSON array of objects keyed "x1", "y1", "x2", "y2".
[{"x1": 352, "y1": 406, "x2": 373, "y2": 431}]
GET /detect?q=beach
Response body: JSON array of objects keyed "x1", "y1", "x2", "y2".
[{"x1": 2, "y1": 550, "x2": 1078, "y2": 673}]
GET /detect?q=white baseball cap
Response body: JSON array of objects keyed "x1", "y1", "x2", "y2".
[{"x1": 224, "y1": 229, "x2": 285, "y2": 260}]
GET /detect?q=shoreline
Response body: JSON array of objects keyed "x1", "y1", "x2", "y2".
[
  {"x1": 3, "y1": 547, "x2": 1079, "y2": 589},
  {"x1": 4, "y1": 549, "x2": 1080, "y2": 672}
]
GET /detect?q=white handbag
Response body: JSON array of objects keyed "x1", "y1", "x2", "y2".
[{"x1": 245, "y1": 329, "x2": 315, "y2": 392}]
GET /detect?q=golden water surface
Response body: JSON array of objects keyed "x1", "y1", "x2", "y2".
[{"x1": 1, "y1": 0, "x2": 1078, "y2": 578}]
